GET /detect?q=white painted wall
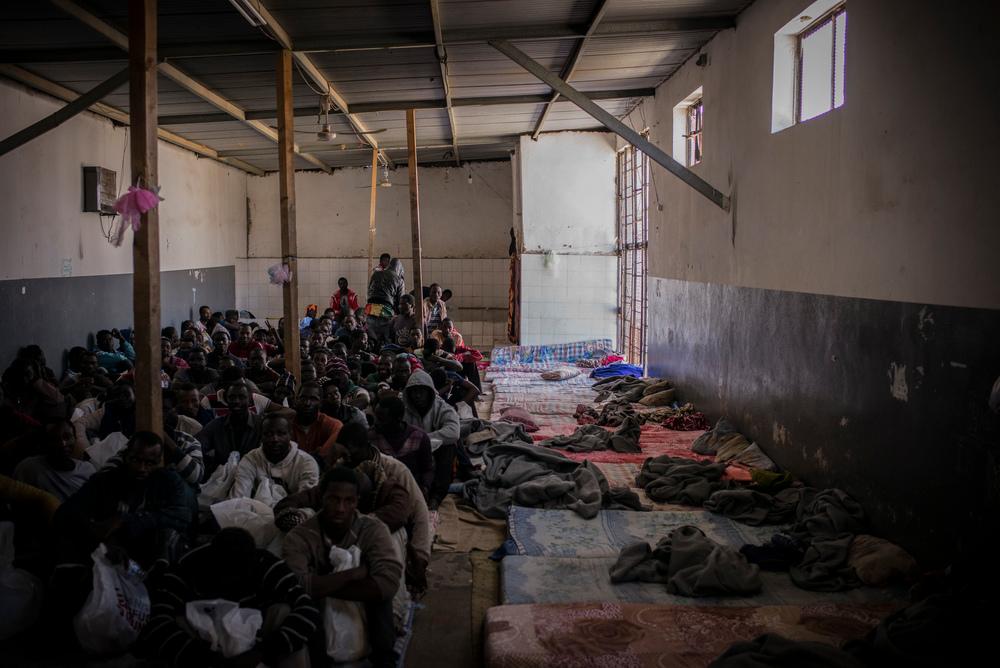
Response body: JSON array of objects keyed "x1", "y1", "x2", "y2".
[
  {"x1": 0, "y1": 79, "x2": 247, "y2": 280},
  {"x1": 621, "y1": 0, "x2": 1000, "y2": 310},
  {"x1": 246, "y1": 161, "x2": 512, "y2": 258},
  {"x1": 516, "y1": 132, "x2": 619, "y2": 346}
]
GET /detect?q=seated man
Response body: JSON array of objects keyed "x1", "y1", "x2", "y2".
[
  {"x1": 416, "y1": 337, "x2": 463, "y2": 375},
  {"x1": 197, "y1": 382, "x2": 264, "y2": 477},
  {"x1": 430, "y1": 317, "x2": 464, "y2": 348},
  {"x1": 221, "y1": 309, "x2": 243, "y2": 340},
  {"x1": 14, "y1": 418, "x2": 95, "y2": 502},
  {"x1": 388, "y1": 294, "x2": 423, "y2": 350},
  {"x1": 230, "y1": 413, "x2": 320, "y2": 500},
  {"x1": 364, "y1": 353, "x2": 394, "y2": 393},
  {"x1": 229, "y1": 323, "x2": 269, "y2": 361},
  {"x1": 330, "y1": 276, "x2": 361, "y2": 317},
  {"x1": 160, "y1": 337, "x2": 189, "y2": 380},
  {"x1": 429, "y1": 368, "x2": 479, "y2": 420},
  {"x1": 201, "y1": 367, "x2": 291, "y2": 419},
  {"x1": 60, "y1": 350, "x2": 113, "y2": 402},
  {"x1": 291, "y1": 382, "x2": 342, "y2": 459},
  {"x1": 207, "y1": 331, "x2": 243, "y2": 370},
  {"x1": 92, "y1": 328, "x2": 135, "y2": 374},
  {"x1": 283, "y1": 467, "x2": 403, "y2": 668},
  {"x1": 422, "y1": 283, "x2": 447, "y2": 336},
  {"x1": 140, "y1": 527, "x2": 319, "y2": 667},
  {"x1": 319, "y1": 381, "x2": 368, "y2": 430},
  {"x1": 369, "y1": 397, "x2": 433, "y2": 500},
  {"x1": 246, "y1": 348, "x2": 281, "y2": 395},
  {"x1": 349, "y1": 329, "x2": 376, "y2": 365},
  {"x1": 172, "y1": 382, "x2": 216, "y2": 429},
  {"x1": 171, "y1": 349, "x2": 219, "y2": 389},
  {"x1": 54, "y1": 431, "x2": 194, "y2": 568},
  {"x1": 402, "y1": 370, "x2": 460, "y2": 509}
]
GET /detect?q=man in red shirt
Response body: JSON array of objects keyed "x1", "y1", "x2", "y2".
[
  {"x1": 228, "y1": 324, "x2": 277, "y2": 360},
  {"x1": 329, "y1": 276, "x2": 361, "y2": 317},
  {"x1": 290, "y1": 382, "x2": 343, "y2": 460}
]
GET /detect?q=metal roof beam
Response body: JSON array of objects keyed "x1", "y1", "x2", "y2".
[
  {"x1": 157, "y1": 87, "x2": 655, "y2": 125},
  {"x1": 47, "y1": 0, "x2": 331, "y2": 173},
  {"x1": 0, "y1": 64, "x2": 265, "y2": 175},
  {"x1": 491, "y1": 39, "x2": 729, "y2": 210},
  {"x1": 429, "y1": 0, "x2": 459, "y2": 165},
  {"x1": 531, "y1": 0, "x2": 610, "y2": 139},
  {"x1": 243, "y1": 0, "x2": 390, "y2": 167}
]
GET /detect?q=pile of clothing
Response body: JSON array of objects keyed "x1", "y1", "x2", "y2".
[
  {"x1": 538, "y1": 417, "x2": 641, "y2": 454},
  {"x1": 661, "y1": 411, "x2": 711, "y2": 431},
  {"x1": 590, "y1": 362, "x2": 644, "y2": 380},
  {"x1": 460, "y1": 418, "x2": 533, "y2": 457},
  {"x1": 592, "y1": 376, "x2": 675, "y2": 404},
  {"x1": 692, "y1": 417, "x2": 777, "y2": 471},
  {"x1": 633, "y1": 455, "x2": 731, "y2": 506},
  {"x1": 574, "y1": 399, "x2": 635, "y2": 426},
  {"x1": 609, "y1": 525, "x2": 761, "y2": 597}
]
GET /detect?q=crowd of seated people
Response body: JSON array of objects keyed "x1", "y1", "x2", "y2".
[{"x1": 0, "y1": 253, "x2": 484, "y2": 665}]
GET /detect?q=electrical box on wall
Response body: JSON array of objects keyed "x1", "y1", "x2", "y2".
[{"x1": 82, "y1": 166, "x2": 117, "y2": 214}]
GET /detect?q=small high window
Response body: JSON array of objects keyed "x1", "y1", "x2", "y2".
[
  {"x1": 685, "y1": 99, "x2": 704, "y2": 166},
  {"x1": 797, "y1": 6, "x2": 847, "y2": 122}
]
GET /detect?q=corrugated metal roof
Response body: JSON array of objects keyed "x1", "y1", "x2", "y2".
[{"x1": 0, "y1": 0, "x2": 747, "y2": 172}]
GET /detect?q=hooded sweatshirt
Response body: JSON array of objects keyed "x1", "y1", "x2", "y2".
[
  {"x1": 367, "y1": 258, "x2": 406, "y2": 312},
  {"x1": 402, "y1": 370, "x2": 460, "y2": 452},
  {"x1": 229, "y1": 441, "x2": 320, "y2": 500}
]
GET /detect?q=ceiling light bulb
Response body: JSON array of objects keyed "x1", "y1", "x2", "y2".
[{"x1": 316, "y1": 123, "x2": 336, "y2": 141}]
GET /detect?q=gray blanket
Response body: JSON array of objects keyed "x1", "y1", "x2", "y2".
[
  {"x1": 787, "y1": 489, "x2": 866, "y2": 591},
  {"x1": 539, "y1": 416, "x2": 641, "y2": 453},
  {"x1": 461, "y1": 442, "x2": 605, "y2": 519},
  {"x1": 635, "y1": 455, "x2": 730, "y2": 506},
  {"x1": 461, "y1": 418, "x2": 533, "y2": 455},
  {"x1": 704, "y1": 487, "x2": 805, "y2": 525},
  {"x1": 609, "y1": 525, "x2": 761, "y2": 597},
  {"x1": 592, "y1": 376, "x2": 659, "y2": 403}
]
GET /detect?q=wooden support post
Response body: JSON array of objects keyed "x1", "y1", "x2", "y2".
[
  {"x1": 129, "y1": 0, "x2": 161, "y2": 434},
  {"x1": 367, "y1": 148, "x2": 379, "y2": 276},
  {"x1": 277, "y1": 50, "x2": 301, "y2": 382},
  {"x1": 406, "y1": 109, "x2": 424, "y2": 326}
]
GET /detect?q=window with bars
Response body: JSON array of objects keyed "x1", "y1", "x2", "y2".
[
  {"x1": 616, "y1": 144, "x2": 649, "y2": 368},
  {"x1": 797, "y1": 5, "x2": 847, "y2": 122},
  {"x1": 685, "y1": 99, "x2": 703, "y2": 166}
]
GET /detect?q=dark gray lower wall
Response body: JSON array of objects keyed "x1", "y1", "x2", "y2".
[
  {"x1": 647, "y1": 276, "x2": 1000, "y2": 564},
  {"x1": 0, "y1": 266, "x2": 234, "y2": 373}
]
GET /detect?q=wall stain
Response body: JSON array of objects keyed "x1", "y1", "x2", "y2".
[{"x1": 888, "y1": 362, "x2": 909, "y2": 402}]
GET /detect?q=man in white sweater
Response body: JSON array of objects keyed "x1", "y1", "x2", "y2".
[{"x1": 230, "y1": 413, "x2": 320, "y2": 502}]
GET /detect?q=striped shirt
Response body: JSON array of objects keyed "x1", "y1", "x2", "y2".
[
  {"x1": 102, "y1": 430, "x2": 204, "y2": 487},
  {"x1": 139, "y1": 545, "x2": 319, "y2": 666}
]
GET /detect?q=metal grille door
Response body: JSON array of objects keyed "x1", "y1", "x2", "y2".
[{"x1": 616, "y1": 144, "x2": 649, "y2": 367}]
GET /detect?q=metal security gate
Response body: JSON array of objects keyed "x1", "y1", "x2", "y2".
[{"x1": 616, "y1": 144, "x2": 649, "y2": 367}]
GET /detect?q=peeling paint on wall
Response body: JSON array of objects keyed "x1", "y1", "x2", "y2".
[
  {"x1": 888, "y1": 362, "x2": 909, "y2": 402},
  {"x1": 839, "y1": 416, "x2": 849, "y2": 427},
  {"x1": 917, "y1": 306, "x2": 935, "y2": 340}
]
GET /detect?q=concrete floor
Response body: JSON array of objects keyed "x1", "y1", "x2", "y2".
[{"x1": 405, "y1": 553, "x2": 478, "y2": 667}]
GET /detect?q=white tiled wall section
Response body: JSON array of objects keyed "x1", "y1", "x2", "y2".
[
  {"x1": 236, "y1": 256, "x2": 510, "y2": 351},
  {"x1": 520, "y1": 253, "x2": 619, "y2": 346}
]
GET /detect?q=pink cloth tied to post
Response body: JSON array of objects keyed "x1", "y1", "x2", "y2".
[
  {"x1": 267, "y1": 263, "x2": 293, "y2": 285},
  {"x1": 111, "y1": 186, "x2": 161, "y2": 246}
]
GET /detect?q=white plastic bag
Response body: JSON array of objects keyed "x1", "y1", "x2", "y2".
[
  {"x1": 198, "y1": 452, "x2": 241, "y2": 510},
  {"x1": 73, "y1": 544, "x2": 151, "y2": 654},
  {"x1": 389, "y1": 528, "x2": 411, "y2": 631},
  {"x1": 210, "y1": 498, "x2": 277, "y2": 548},
  {"x1": 251, "y1": 476, "x2": 288, "y2": 508},
  {"x1": 85, "y1": 432, "x2": 129, "y2": 470},
  {"x1": 324, "y1": 545, "x2": 369, "y2": 662},
  {"x1": 185, "y1": 599, "x2": 263, "y2": 658},
  {"x1": 0, "y1": 522, "x2": 43, "y2": 641}
]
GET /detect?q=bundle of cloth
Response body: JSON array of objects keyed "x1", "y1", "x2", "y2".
[
  {"x1": 460, "y1": 418, "x2": 534, "y2": 457},
  {"x1": 609, "y1": 524, "x2": 761, "y2": 597},
  {"x1": 462, "y1": 442, "x2": 605, "y2": 519},
  {"x1": 574, "y1": 400, "x2": 707, "y2": 430},
  {"x1": 592, "y1": 376, "x2": 675, "y2": 405},
  {"x1": 634, "y1": 456, "x2": 732, "y2": 506},
  {"x1": 691, "y1": 417, "x2": 777, "y2": 470},
  {"x1": 540, "y1": 367, "x2": 582, "y2": 381},
  {"x1": 538, "y1": 416, "x2": 642, "y2": 454},
  {"x1": 574, "y1": 399, "x2": 636, "y2": 426}
]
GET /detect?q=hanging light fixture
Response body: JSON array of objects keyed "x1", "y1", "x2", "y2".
[
  {"x1": 378, "y1": 165, "x2": 392, "y2": 188},
  {"x1": 316, "y1": 95, "x2": 336, "y2": 142}
]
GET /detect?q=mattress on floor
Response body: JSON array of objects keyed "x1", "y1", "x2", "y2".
[
  {"x1": 485, "y1": 600, "x2": 896, "y2": 668},
  {"x1": 500, "y1": 555, "x2": 904, "y2": 607},
  {"x1": 529, "y1": 425, "x2": 708, "y2": 464},
  {"x1": 507, "y1": 507, "x2": 785, "y2": 558}
]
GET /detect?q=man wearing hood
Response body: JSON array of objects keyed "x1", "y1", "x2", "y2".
[
  {"x1": 364, "y1": 258, "x2": 406, "y2": 346},
  {"x1": 229, "y1": 413, "x2": 320, "y2": 500},
  {"x1": 402, "y1": 370, "x2": 460, "y2": 509}
]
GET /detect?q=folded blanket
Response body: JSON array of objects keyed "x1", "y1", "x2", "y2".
[
  {"x1": 635, "y1": 455, "x2": 730, "y2": 506},
  {"x1": 609, "y1": 525, "x2": 761, "y2": 597},
  {"x1": 540, "y1": 367, "x2": 582, "y2": 381},
  {"x1": 590, "y1": 362, "x2": 644, "y2": 379}
]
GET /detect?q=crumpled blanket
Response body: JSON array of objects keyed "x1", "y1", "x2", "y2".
[
  {"x1": 710, "y1": 633, "x2": 866, "y2": 668},
  {"x1": 539, "y1": 417, "x2": 642, "y2": 453},
  {"x1": 609, "y1": 525, "x2": 761, "y2": 597},
  {"x1": 787, "y1": 489, "x2": 866, "y2": 591},
  {"x1": 704, "y1": 487, "x2": 806, "y2": 526},
  {"x1": 461, "y1": 442, "x2": 605, "y2": 519},
  {"x1": 592, "y1": 376, "x2": 659, "y2": 402},
  {"x1": 461, "y1": 418, "x2": 533, "y2": 456},
  {"x1": 847, "y1": 535, "x2": 918, "y2": 586},
  {"x1": 634, "y1": 455, "x2": 730, "y2": 506},
  {"x1": 590, "y1": 362, "x2": 644, "y2": 379},
  {"x1": 692, "y1": 417, "x2": 777, "y2": 471},
  {"x1": 574, "y1": 399, "x2": 635, "y2": 426}
]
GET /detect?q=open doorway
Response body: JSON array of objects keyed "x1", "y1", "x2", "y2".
[{"x1": 616, "y1": 143, "x2": 650, "y2": 367}]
